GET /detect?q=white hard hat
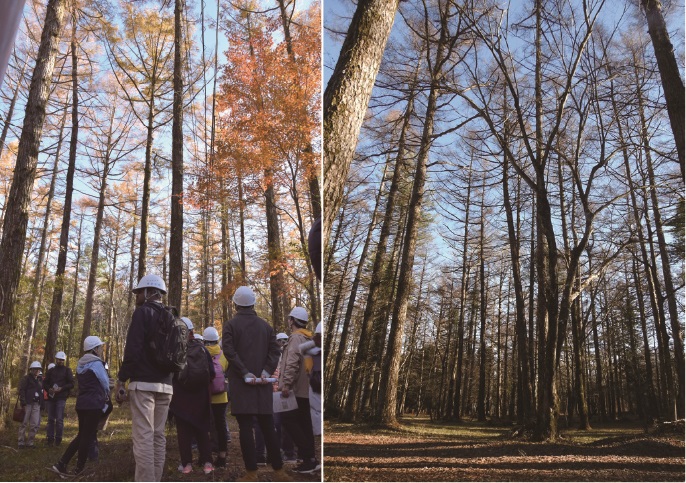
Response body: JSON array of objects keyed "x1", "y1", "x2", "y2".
[
  {"x1": 48, "y1": 363, "x2": 56, "y2": 370},
  {"x1": 233, "y1": 286, "x2": 256, "y2": 306},
  {"x1": 181, "y1": 317, "x2": 194, "y2": 330},
  {"x1": 30, "y1": 361, "x2": 42, "y2": 369},
  {"x1": 55, "y1": 351, "x2": 66, "y2": 360},
  {"x1": 194, "y1": 333, "x2": 204, "y2": 341},
  {"x1": 203, "y1": 327, "x2": 219, "y2": 341},
  {"x1": 315, "y1": 323, "x2": 322, "y2": 334},
  {"x1": 83, "y1": 335, "x2": 104, "y2": 352},
  {"x1": 276, "y1": 332, "x2": 288, "y2": 340},
  {"x1": 289, "y1": 307, "x2": 308, "y2": 322},
  {"x1": 133, "y1": 274, "x2": 167, "y2": 294}
]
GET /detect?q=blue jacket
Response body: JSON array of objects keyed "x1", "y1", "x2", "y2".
[{"x1": 75, "y1": 354, "x2": 110, "y2": 412}]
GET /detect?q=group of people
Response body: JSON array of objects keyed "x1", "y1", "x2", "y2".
[
  {"x1": 18, "y1": 273, "x2": 321, "y2": 481},
  {"x1": 17, "y1": 351, "x2": 75, "y2": 450}
]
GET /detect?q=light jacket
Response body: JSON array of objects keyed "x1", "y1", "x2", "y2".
[
  {"x1": 278, "y1": 328, "x2": 312, "y2": 398},
  {"x1": 75, "y1": 353, "x2": 110, "y2": 412}
]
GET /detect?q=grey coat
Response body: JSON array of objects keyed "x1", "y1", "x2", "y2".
[{"x1": 222, "y1": 308, "x2": 280, "y2": 414}]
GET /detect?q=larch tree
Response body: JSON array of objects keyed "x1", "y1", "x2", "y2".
[
  {"x1": 323, "y1": 0, "x2": 401, "y2": 245},
  {"x1": 0, "y1": 0, "x2": 67, "y2": 416}
]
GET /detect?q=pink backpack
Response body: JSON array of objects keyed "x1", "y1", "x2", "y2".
[{"x1": 210, "y1": 353, "x2": 225, "y2": 394}]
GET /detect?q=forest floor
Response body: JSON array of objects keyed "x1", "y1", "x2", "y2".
[
  {"x1": 324, "y1": 415, "x2": 685, "y2": 481},
  {"x1": 0, "y1": 399, "x2": 321, "y2": 482}
]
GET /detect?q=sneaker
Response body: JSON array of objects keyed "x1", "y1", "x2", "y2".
[
  {"x1": 52, "y1": 462, "x2": 68, "y2": 475},
  {"x1": 179, "y1": 463, "x2": 192, "y2": 474},
  {"x1": 18, "y1": 443, "x2": 24, "y2": 450},
  {"x1": 282, "y1": 456, "x2": 297, "y2": 464},
  {"x1": 214, "y1": 456, "x2": 226, "y2": 468},
  {"x1": 294, "y1": 459, "x2": 320, "y2": 474},
  {"x1": 256, "y1": 460, "x2": 267, "y2": 467},
  {"x1": 203, "y1": 462, "x2": 214, "y2": 475}
]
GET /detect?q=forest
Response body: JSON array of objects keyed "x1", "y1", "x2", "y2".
[
  {"x1": 324, "y1": 0, "x2": 684, "y2": 444},
  {"x1": 0, "y1": 0, "x2": 320, "y2": 424}
]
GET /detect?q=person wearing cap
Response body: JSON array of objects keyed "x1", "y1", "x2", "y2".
[
  {"x1": 278, "y1": 307, "x2": 320, "y2": 474},
  {"x1": 51, "y1": 336, "x2": 110, "y2": 477},
  {"x1": 222, "y1": 286, "x2": 288, "y2": 482},
  {"x1": 115, "y1": 274, "x2": 174, "y2": 482},
  {"x1": 18, "y1": 361, "x2": 43, "y2": 449},
  {"x1": 43, "y1": 350, "x2": 74, "y2": 446},
  {"x1": 203, "y1": 326, "x2": 230, "y2": 468}
]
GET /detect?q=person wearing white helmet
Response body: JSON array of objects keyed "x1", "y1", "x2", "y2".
[
  {"x1": 278, "y1": 307, "x2": 320, "y2": 474},
  {"x1": 43, "y1": 350, "x2": 74, "y2": 446},
  {"x1": 116, "y1": 274, "x2": 175, "y2": 482},
  {"x1": 52, "y1": 336, "x2": 110, "y2": 477},
  {"x1": 170, "y1": 317, "x2": 216, "y2": 476},
  {"x1": 203, "y1": 326, "x2": 230, "y2": 468},
  {"x1": 222, "y1": 286, "x2": 287, "y2": 481},
  {"x1": 17, "y1": 361, "x2": 43, "y2": 449}
]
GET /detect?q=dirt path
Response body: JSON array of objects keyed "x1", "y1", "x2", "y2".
[{"x1": 324, "y1": 417, "x2": 685, "y2": 481}]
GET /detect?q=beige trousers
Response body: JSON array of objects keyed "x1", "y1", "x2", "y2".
[
  {"x1": 18, "y1": 402, "x2": 41, "y2": 445},
  {"x1": 129, "y1": 389, "x2": 172, "y2": 482}
]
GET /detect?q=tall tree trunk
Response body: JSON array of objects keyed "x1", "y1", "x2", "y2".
[
  {"x1": 265, "y1": 174, "x2": 287, "y2": 328},
  {"x1": 22, "y1": 106, "x2": 66, "y2": 373},
  {"x1": 43, "y1": 6, "x2": 77, "y2": 378},
  {"x1": 0, "y1": 0, "x2": 67, "y2": 412},
  {"x1": 237, "y1": 173, "x2": 246, "y2": 278},
  {"x1": 640, "y1": 0, "x2": 685, "y2": 177},
  {"x1": 633, "y1": 50, "x2": 684, "y2": 417},
  {"x1": 137, "y1": 90, "x2": 156, "y2": 280},
  {"x1": 376, "y1": 7, "x2": 448, "y2": 422},
  {"x1": 66, "y1": 211, "x2": 84, "y2": 363},
  {"x1": 476, "y1": 176, "x2": 487, "y2": 422},
  {"x1": 82, "y1": 111, "x2": 115, "y2": 342},
  {"x1": 323, "y1": 0, "x2": 401, "y2": 243},
  {"x1": 343, "y1": 79, "x2": 416, "y2": 420},
  {"x1": 328, "y1": 159, "x2": 387, "y2": 408},
  {"x1": 168, "y1": 0, "x2": 185, "y2": 309},
  {"x1": 503, "y1": 148, "x2": 532, "y2": 424}
]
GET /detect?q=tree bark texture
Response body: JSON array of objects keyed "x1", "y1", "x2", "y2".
[
  {"x1": 168, "y1": 0, "x2": 185, "y2": 310},
  {"x1": 0, "y1": 0, "x2": 67, "y2": 405},
  {"x1": 323, "y1": 0, "x2": 400, "y2": 244},
  {"x1": 640, "y1": 0, "x2": 685, "y2": 178}
]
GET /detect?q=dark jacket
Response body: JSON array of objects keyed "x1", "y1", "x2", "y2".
[
  {"x1": 117, "y1": 301, "x2": 173, "y2": 385},
  {"x1": 18, "y1": 373, "x2": 42, "y2": 406},
  {"x1": 75, "y1": 353, "x2": 109, "y2": 411},
  {"x1": 222, "y1": 308, "x2": 280, "y2": 414},
  {"x1": 43, "y1": 365, "x2": 74, "y2": 400}
]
